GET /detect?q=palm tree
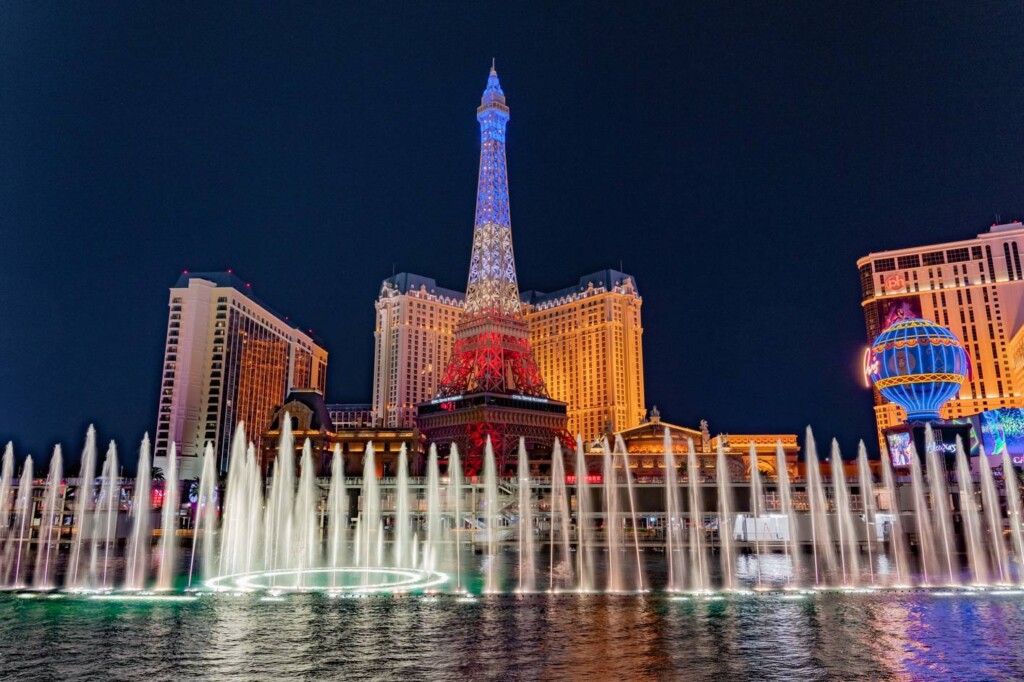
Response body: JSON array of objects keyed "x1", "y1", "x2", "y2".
[{"x1": 151, "y1": 466, "x2": 165, "y2": 482}]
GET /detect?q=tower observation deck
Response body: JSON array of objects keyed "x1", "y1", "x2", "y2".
[{"x1": 416, "y1": 64, "x2": 571, "y2": 474}]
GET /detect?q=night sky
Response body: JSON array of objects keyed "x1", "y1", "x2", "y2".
[{"x1": 3, "y1": 3, "x2": 1024, "y2": 471}]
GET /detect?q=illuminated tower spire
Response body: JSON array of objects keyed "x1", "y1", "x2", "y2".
[
  {"x1": 465, "y1": 62, "x2": 520, "y2": 318},
  {"x1": 417, "y1": 64, "x2": 571, "y2": 472}
]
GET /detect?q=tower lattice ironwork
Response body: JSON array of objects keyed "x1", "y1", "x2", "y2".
[{"x1": 418, "y1": 64, "x2": 571, "y2": 473}]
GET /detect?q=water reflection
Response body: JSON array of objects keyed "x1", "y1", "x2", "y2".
[{"x1": 1, "y1": 589, "x2": 1022, "y2": 680}]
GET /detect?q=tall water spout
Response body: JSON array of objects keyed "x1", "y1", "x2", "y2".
[
  {"x1": 831, "y1": 440, "x2": 860, "y2": 586},
  {"x1": 156, "y1": 442, "x2": 180, "y2": 590},
  {"x1": 125, "y1": 435, "x2": 153, "y2": 590},
  {"x1": 687, "y1": 440, "x2": 709, "y2": 591},
  {"x1": 715, "y1": 441, "x2": 736, "y2": 590},
  {"x1": 602, "y1": 440, "x2": 623, "y2": 592},
  {"x1": 3, "y1": 456, "x2": 33, "y2": 588},
  {"x1": 979, "y1": 450, "x2": 1009, "y2": 584},
  {"x1": 360, "y1": 443, "x2": 380, "y2": 570},
  {"x1": 90, "y1": 442, "x2": 119, "y2": 589},
  {"x1": 448, "y1": 444, "x2": 464, "y2": 592},
  {"x1": 293, "y1": 439, "x2": 320, "y2": 583},
  {"x1": 517, "y1": 439, "x2": 535, "y2": 593},
  {"x1": 548, "y1": 440, "x2": 572, "y2": 591},
  {"x1": 33, "y1": 445, "x2": 63, "y2": 589},
  {"x1": 483, "y1": 438, "x2": 500, "y2": 594},
  {"x1": 327, "y1": 444, "x2": 347, "y2": 572},
  {"x1": 67, "y1": 428, "x2": 96, "y2": 589},
  {"x1": 188, "y1": 442, "x2": 218, "y2": 587},
  {"x1": 749, "y1": 443, "x2": 764, "y2": 588},
  {"x1": 574, "y1": 437, "x2": 594, "y2": 592},
  {"x1": 879, "y1": 445, "x2": 910, "y2": 586},
  {"x1": 265, "y1": 416, "x2": 296, "y2": 574},
  {"x1": 775, "y1": 441, "x2": 801, "y2": 587},
  {"x1": 856, "y1": 442, "x2": 876, "y2": 586},
  {"x1": 1001, "y1": 449, "x2": 1024, "y2": 583},
  {"x1": 424, "y1": 445, "x2": 442, "y2": 573},
  {"x1": 908, "y1": 443, "x2": 939, "y2": 584},
  {"x1": 955, "y1": 438, "x2": 987, "y2": 585},
  {"x1": 0, "y1": 444, "x2": 14, "y2": 574},
  {"x1": 663, "y1": 430, "x2": 685, "y2": 592},
  {"x1": 924, "y1": 426, "x2": 957, "y2": 585},
  {"x1": 804, "y1": 429, "x2": 837, "y2": 586},
  {"x1": 219, "y1": 424, "x2": 255, "y2": 578},
  {"x1": 616, "y1": 436, "x2": 645, "y2": 592},
  {"x1": 395, "y1": 445, "x2": 411, "y2": 568}
]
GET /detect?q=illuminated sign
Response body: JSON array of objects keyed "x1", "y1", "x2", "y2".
[
  {"x1": 512, "y1": 395, "x2": 548, "y2": 404},
  {"x1": 883, "y1": 274, "x2": 906, "y2": 292},
  {"x1": 429, "y1": 395, "x2": 462, "y2": 405},
  {"x1": 862, "y1": 347, "x2": 879, "y2": 388}
]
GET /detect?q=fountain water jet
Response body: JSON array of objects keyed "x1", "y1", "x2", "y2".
[
  {"x1": 616, "y1": 435, "x2": 645, "y2": 592},
  {"x1": 831, "y1": 440, "x2": 860, "y2": 586},
  {"x1": 517, "y1": 439, "x2": 535, "y2": 593},
  {"x1": 715, "y1": 441, "x2": 736, "y2": 590},
  {"x1": 548, "y1": 440, "x2": 572, "y2": 591},
  {"x1": 954, "y1": 439, "x2": 988, "y2": 585},
  {"x1": 856, "y1": 442, "x2": 876, "y2": 585},
  {"x1": 804, "y1": 429, "x2": 837, "y2": 586},
  {"x1": 924, "y1": 426, "x2": 957, "y2": 585},
  {"x1": 663, "y1": 430, "x2": 685, "y2": 591},
  {"x1": 978, "y1": 449, "x2": 1008, "y2": 583},
  {"x1": 327, "y1": 444, "x2": 348, "y2": 573},
  {"x1": 879, "y1": 444, "x2": 910, "y2": 586},
  {"x1": 395, "y1": 445, "x2": 411, "y2": 568},
  {"x1": 156, "y1": 442, "x2": 180, "y2": 590},
  {"x1": 775, "y1": 441, "x2": 801, "y2": 587},
  {"x1": 33, "y1": 445, "x2": 63, "y2": 589},
  {"x1": 3, "y1": 456, "x2": 33, "y2": 588},
  {"x1": 602, "y1": 440, "x2": 623, "y2": 592},
  {"x1": 125, "y1": 436, "x2": 152, "y2": 590},
  {"x1": 483, "y1": 438, "x2": 500, "y2": 594},
  {"x1": 687, "y1": 440, "x2": 709, "y2": 591},
  {"x1": 1002, "y1": 449, "x2": 1024, "y2": 583},
  {"x1": 574, "y1": 437, "x2": 594, "y2": 592}
]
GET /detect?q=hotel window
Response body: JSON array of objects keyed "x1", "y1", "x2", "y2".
[
  {"x1": 897, "y1": 255, "x2": 920, "y2": 269},
  {"x1": 874, "y1": 258, "x2": 896, "y2": 273},
  {"x1": 922, "y1": 251, "x2": 945, "y2": 266},
  {"x1": 947, "y1": 247, "x2": 970, "y2": 263},
  {"x1": 972, "y1": 246, "x2": 983, "y2": 259}
]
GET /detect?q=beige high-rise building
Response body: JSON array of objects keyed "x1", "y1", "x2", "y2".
[
  {"x1": 371, "y1": 269, "x2": 645, "y2": 441},
  {"x1": 154, "y1": 272, "x2": 328, "y2": 479},
  {"x1": 858, "y1": 222, "x2": 1024, "y2": 446}
]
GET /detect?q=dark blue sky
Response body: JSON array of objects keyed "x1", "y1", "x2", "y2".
[{"x1": 2, "y1": 3, "x2": 1024, "y2": 470}]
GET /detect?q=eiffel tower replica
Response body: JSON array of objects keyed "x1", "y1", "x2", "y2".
[{"x1": 416, "y1": 63, "x2": 571, "y2": 475}]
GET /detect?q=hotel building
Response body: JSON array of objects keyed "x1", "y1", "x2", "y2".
[
  {"x1": 858, "y1": 222, "x2": 1024, "y2": 446},
  {"x1": 154, "y1": 272, "x2": 328, "y2": 478},
  {"x1": 372, "y1": 269, "x2": 645, "y2": 442}
]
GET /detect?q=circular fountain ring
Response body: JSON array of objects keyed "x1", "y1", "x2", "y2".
[{"x1": 205, "y1": 567, "x2": 449, "y2": 594}]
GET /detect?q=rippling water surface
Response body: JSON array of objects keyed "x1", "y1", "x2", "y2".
[{"x1": 2, "y1": 589, "x2": 1024, "y2": 681}]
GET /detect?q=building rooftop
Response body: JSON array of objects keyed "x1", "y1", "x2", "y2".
[
  {"x1": 173, "y1": 271, "x2": 314, "y2": 337},
  {"x1": 521, "y1": 269, "x2": 639, "y2": 305},
  {"x1": 858, "y1": 222, "x2": 1024, "y2": 263},
  {"x1": 382, "y1": 269, "x2": 641, "y2": 308},
  {"x1": 383, "y1": 273, "x2": 465, "y2": 301}
]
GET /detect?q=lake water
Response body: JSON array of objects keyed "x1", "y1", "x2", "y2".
[{"x1": 2, "y1": 588, "x2": 1024, "y2": 680}]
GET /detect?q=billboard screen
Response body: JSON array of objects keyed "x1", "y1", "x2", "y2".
[
  {"x1": 886, "y1": 431, "x2": 913, "y2": 467},
  {"x1": 880, "y1": 295, "x2": 922, "y2": 329}
]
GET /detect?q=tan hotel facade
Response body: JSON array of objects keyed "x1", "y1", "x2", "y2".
[
  {"x1": 372, "y1": 270, "x2": 645, "y2": 442},
  {"x1": 153, "y1": 272, "x2": 328, "y2": 479},
  {"x1": 858, "y1": 222, "x2": 1024, "y2": 447}
]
